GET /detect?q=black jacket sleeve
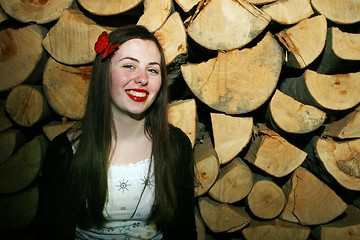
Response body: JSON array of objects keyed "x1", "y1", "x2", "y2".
[
  {"x1": 30, "y1": 133, "x2": 76, "y2": 240},
  {"x1": 162, "y1": 125, "x2": 197, "y2": 239}
]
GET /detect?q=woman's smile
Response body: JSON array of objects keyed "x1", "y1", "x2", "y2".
[{"x1": 126, "y1": 89, "x2": 149, "y2": 102}]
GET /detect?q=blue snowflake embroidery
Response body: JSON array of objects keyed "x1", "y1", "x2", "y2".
[
  {"x1": 141, "y1": 176, "x2": 154, "y2": 188},
  {"x1": 116, "y1": 179, "x2": 131, "y2": 193}
]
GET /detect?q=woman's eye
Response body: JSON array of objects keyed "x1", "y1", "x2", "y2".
[
  {"x1": 148, "y1": 68, "x2": 159, "y2": 74},
  {"x1": 123, "y1": 64, "x2": 134, "y2": 69}
]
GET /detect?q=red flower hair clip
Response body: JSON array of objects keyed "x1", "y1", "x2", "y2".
[{"x1": 94, "y1": 31, "x2": 120, "y2": 60}]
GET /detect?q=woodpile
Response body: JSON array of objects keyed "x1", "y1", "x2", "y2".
[{"x1": 0, "y1": 0, "x2": 360, "y2": 239}]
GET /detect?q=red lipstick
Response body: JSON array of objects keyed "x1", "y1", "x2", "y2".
[{"x1": 126, "y1": 89, "x2": 149, "y2": 102}]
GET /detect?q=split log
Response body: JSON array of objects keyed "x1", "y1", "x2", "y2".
[
  {"x1": 77, "y1": 0, "x2": 142, "y2": 16},
  {"x1": 5, "y1": 85, "x2": 52, "y2": 127},
  {"x1": 181, "y1": 31, "x2": 282, "y2": 114},
  {"x1": 193, "y1": 133, "x2": 220, "y2": 196},
  {"x1": 304, "y1": 136, "x2": 360, "y2": 191},
  {"x1": 280, "y1": 166, "x2": 347, "y2": 225},
  {"x1": 322, "y1": 104, "x2": 360, "y2": 139},
  {"x1": 261, "y1": 0, "x2": 314, "y2": 25},
  {"x1": 0, "y1": 7, "x2": 8, "y2": 24},
  {"x1": 211, "y1": 113, "x2": 253, "y2": 165},
  {"x1": 43, "y1": 57, "x2": 91, "y2": 120},
  {"x1": 0, "y1": 100, "x2": 12, "y2": 132},
  {"x1": 310, "y1": 0, "x2": 360, "y2": 24},
  {"x1": 0, "y1": 185, "x2": 39, "y2": 229},
  {"x1": 243, "y1": 124, "x2": 307, "y2": 177},
  {"x1": 267, "y1": 89, "x2": 326, "y2": 134},
  {"x1": 168, "y1": 99, "x2": 197, "y2": 147},
  {"x1": 0, "y1": 129, "x2": 26, "y2": 165},
  {"x1": 276, "y1": 15, "x2": 327, "y2": 69},
  {"x1": 42, "y1": 9, "x2": 109, "y2": 65},
  {"x1": 43, "y1": 120, "x2": 77, "y2": 141},
  {"x1": 0, "y1": 135, "x2": 48, "y2": 194},
  {"x1": 246, "y1": 174, "x2": 286, "y2": 219},
  {"x1": 137, "y1": 0, "x2": 172, "y2": 32},
  {"x1": 0, "y1": 24, "x2": 47, "y2": 92},
  {"x1": 208, "y1": 157, "x2": 253, "y2": 204},
  {"x1": 249, "y1": 0, "x2": 278, "y2": 5},
  {"x1": 195, "y1": 205, "x2": 207, "y2": 240},
  {"x1": 175, "y1": 0, "x2": 201, "y2": 12},
  {"x1": 198, "y1": 196, "x2": 250, "y2": 233},
  {"x1": 0, "y1": 0, "x2": 74, "y2": 24},
  {"x1": 315, "y1": 27, "x2": 360, "y2": 74},
  {"x1": 279, "y1": 70, "x2": 360, "y2": 112},
  {"x1": 242, "y1": 218, "x2": 311, "y2": 240},
  {"x1": 154, "y1": 11, "x2": 188, "y2": 82},
  {"x1": 186, "y1": 0, "x2": 271, "y2": 50},
  {"x1": 312, "y1": 205, "x2": 360, "y2": 240}
]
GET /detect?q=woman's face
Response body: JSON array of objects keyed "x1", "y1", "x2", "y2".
[{"x1": 109, "y1": 38, "x2": 162, "y2": 119}]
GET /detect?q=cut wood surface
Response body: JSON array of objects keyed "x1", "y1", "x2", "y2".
[
  {"x1": 332, "y1": 27, "x2": 360, "y2": 61},
  {"x1": 186, "y1": 0, "x2": 271, "y2": 50},
  {"x1": 312, "y1": 205, "x2": 360, "y2": 240},
  {"x1": 154, "y1": 12, "x2": 188, "y2": 65},
  {"x1": 0, "y1": 25, "x2": 47, "y2": 92},
  {"x1": 242, "y1": 218, "x2": 311, "y2": 240},
  {"x1": 315, "y1": 137, "x2": 360, "y2": 191},
  {"x1": 137, "y1": 0, "x2": 172, "y2": 32},
  {"x1": 0, "y1": 135, "x2": 48, "y2": 194},
  {"x1": 42, "y1": 9, "x2": 109, "y2": 65},
  {"x1": 0, "y1": 7, "x2": 8, "y2": 23},
  {"x1": 43, "y1": 120, "x2": 77, "y2": 141},
  {"x1": 262, "y1": 0, "x2": 314, "y2": 25},
  {"x1": 198, "y1": 196, "x2": 250, "y2": 233},
  {"x1": 246, "y1": 178, "x2": 286, "y2": 219},
  {"x1": 279, "y1": 70, "x2": 360, "y2": 112},
  {"x1": 181, "y1": 31, "x2": 282, "y2": 114},
  {"x1": 310, "y1": 0, "x2": 360, "y2": 24},
  {"x1": 249, "y1": 0, "x2": 278, "y2": 4},
  {"x1": 323, "y1": 105, "x2": 360, "y2": 139},
  {"x1": 208, "y1": 158, "x2": 253, "y2": 204},
  {"x1": 268, "y1": 89, "x2": 326, "y2": 134},
  {"x1": 77, "y1": 0, "x2": 142, "y2": 16},
  {"x1": 211, "y1": 113, "x2": 253, "y2": 164},
  {"x1": 5, "y1": 85, "x2": 51, "y2": 127},
  {"x1": 280, "y1": 167, "x2": 347, "y2": 225},
  {"x1": 43, "y1": 57, "x2": 91, "y2": 120},
  {"x1": 193, "y1": 133, "x2": 220, "y2": 196},
  {"x1": 244, "y1": 124, "x2": 307, "y2": 177},
  {"x1": 0, "y1": 0, "x2": 74, "y2": 24},
  {"x1": 175, "y1": 0, "x2": 201, "y2": 12},
  {"x1": 168, "y1": 99, "x2": 197, "y2": 147},
  {"x1": 0, "y1": 100, "x2": 12, "y2": 132},
  {"x1": 195, "y1": 206, "x2": 207, "y2": 240},
  {"x1": 0, "y1": 130, "x2": 26, "y2": 165},
  {"x1": 276, "y1": 15, "x2": 327, "y2": 68},
  {"x1": 0, "y1": 185, "x2": 39, "y2": 229}
]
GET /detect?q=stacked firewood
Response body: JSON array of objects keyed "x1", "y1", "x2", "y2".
[{"x1": 0, "y1": 0, "x2": 359, "y2": 239}]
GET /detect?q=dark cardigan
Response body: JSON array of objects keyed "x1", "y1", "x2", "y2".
[{"x1": 31, "y1": 125, "x2": 197, "y2": 239}]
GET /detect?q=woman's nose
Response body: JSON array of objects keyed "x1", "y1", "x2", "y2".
[{"x1": 134, "y1": 70, "x2": 148, "y2": 85}]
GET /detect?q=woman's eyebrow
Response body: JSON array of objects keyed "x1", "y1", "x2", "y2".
[{"x1": 119, "y1": 57, "x2": 160, "y2": 67}]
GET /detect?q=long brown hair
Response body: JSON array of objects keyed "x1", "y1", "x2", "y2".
[{"x1": 68, "y1": 25, "x2": 176, "y2": 228}]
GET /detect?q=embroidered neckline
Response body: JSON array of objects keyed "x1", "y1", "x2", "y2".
[{"x1": 109, "y1": 157, "x2": 151, "y2": 167}]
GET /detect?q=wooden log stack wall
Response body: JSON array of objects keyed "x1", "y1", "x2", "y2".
[{"x1": 0, "y1": 0, "x2": 359, "y2": 239}]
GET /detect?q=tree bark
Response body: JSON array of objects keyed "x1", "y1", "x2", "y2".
[
  {"x1": 0, "y1": 0, "x2": 74, "y2": 24},
  {"x1": 280, "y1": 166, "x2": 347, "y2": 225},
  {"x1": 43, "y1": 57, "x2": 91, "y2": 120},
  {"x1": 5, "y1": 85, "x2": 51, "y2": 127},
  {"x1": 0, "y1": 135, "x2": 48, "y2": 194},
  {"x1": 181, "y1": 31, "x2": 282, "y2": 114},
  {"x1": 243, "y1": 124, "x2": 307, "y2": 177},
  {"x1": 0, "y1": 24, "x2": 47, "y2": 92},
  {"x1": 186, "y1": 0, "x2": 271, "y2": 50},
  {"x1": 211, "y1": 113, "x2": 253, "y2": 165},
  {"x1": 276, "y1": 15, "x2": 327, "y2": 69},
  {"x1": 261, "y1": 0, "x2": 314, "y2": 25}
]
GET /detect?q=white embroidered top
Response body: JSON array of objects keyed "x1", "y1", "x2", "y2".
[{"x1": 75, "y1": 157, "x2": 163, "y2": 240}]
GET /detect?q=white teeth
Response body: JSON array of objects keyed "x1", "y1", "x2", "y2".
[{"x1": 127, "y1": 90, "x2": 147, "y2": 97}]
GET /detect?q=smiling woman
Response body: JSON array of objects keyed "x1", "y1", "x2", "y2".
[{"x1": 31, "y1": 25, "x2": 197, "y2": 240}]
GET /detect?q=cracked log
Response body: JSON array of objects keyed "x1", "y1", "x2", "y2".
[
  {"x1": 198, "y1": 196, "x2": 250, "y2": 233},
  {"x1": 243, "y1": 124, "x2": 307, "y2": 177},
  {"x1": 280, "y1": 166, "x2": 347, "y2": 225},
  {"x1": 43, "y1": 57, "x2": 91, "y2": 120},
  {"x1": 276, "y1": 15, "x2": 327, "y2": 69}
]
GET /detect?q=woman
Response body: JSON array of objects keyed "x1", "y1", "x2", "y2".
[{"x1": 33, "y1": 25, "x2": 197, "y2": 239}]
